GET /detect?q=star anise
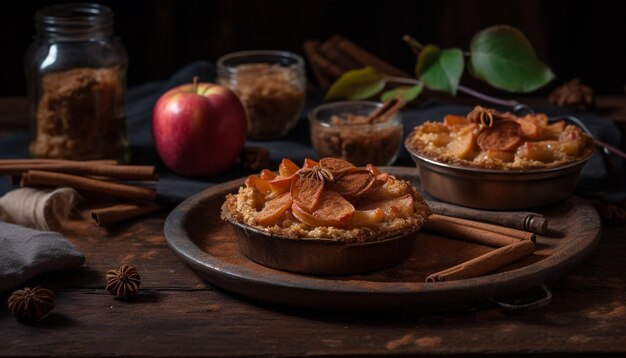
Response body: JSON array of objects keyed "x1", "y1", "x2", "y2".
[
  {"x1": 8, "y1": 286, "x2": 55, "y2": 322},
  {"x1": 297, "y1": 166, "x2": 334, "y2": 184},
  {"x1": 467, "y1": 106, "x2": 502, "y2": 127},
  {"x1": 106, "y1": 265, "x2": 141, "y2": 299},
  {"x1": 549, "y1": 79, "x2": 595, "y2": 110}
]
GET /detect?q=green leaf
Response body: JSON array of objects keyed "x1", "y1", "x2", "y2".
[
  {"x1": 469, "y1": 25, "x2": 555, "y2": 93},
  {"x1": 325, "y1": 67, "x2": 387, "y2": 101},
  {"x1": 415, "y1": 45, "x2": 464, "y2": 95},
  {"x1": 381, "y1": 83, "x2": 424, "y2": 103}
]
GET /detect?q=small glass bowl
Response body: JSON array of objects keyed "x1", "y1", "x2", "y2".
[
  {"x1": 309, "y1": 101, "x2": 403, "y2": 166},
  {"x1": 217, "y1": 50, "x2": 306, "y2": 140}
]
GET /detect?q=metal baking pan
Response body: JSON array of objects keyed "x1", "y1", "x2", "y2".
[
  {"x1": 405, "y1": 142, "x2": 592, "y2": 210},
  {"x1": 227, "y1": 219, "x2": 418, "y2": 275}
]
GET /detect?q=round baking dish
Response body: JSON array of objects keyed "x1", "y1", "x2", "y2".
[
  {"x1": 225, "y1": 219, "x2": 418, "y2": 275},
  {"x1": 405, "y1": 140, "x2": 594, "y2": 210}
]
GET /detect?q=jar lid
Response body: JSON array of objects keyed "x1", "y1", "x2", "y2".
[{"x1": 35, "y1": 3, "x2": 114, "y2": 40}]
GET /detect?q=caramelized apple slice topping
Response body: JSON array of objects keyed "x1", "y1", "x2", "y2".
[
  {"x1": 559, "y1": 125, "x2": 583, "y2": 142},
  {"x1": 290, "y1": 177, "x2": 324, "y2": 213},
  {"x1": 278, "y1": 158, "x2": 300, "y2": 177},
  {"x1": 255, "y1": 193, "x2": 293, "y2": 226},
  {"x1": 444, "y1": 114, "x2": 470, "y2": 127},
  {"x1": 291, "y1": 190, "x2": 355, "y2": 227},
  {"x1": 559, "y1": 139, "x2": 585, "y2": 156},
  {"x1": 431, "y1": 132, "x2": 452, "y2": 147},
  {"x1": 515, "y1": 117, "x2": 544, "y2": 139},
  {"x1": 421, "y1": 122, "x2": 448, "y2": 133},
  {"x1": 267, "y1": 173, "x2": 299, "y2": 196},
  {"x1": 292, "y1": 204, "x2": 381, "y2": 228},
  {"x1": 303, "y1": 158, "x2": 320, "y2": 168},
  {"x1": 319, "y1": 157, "x2": 355, "y2": 175},
  {"x1": 366, "y1": 164, "x2": 389, "y2": 184},
  {"x1": 456, "y1": 123, "x2": 478, "y2": 136},
  {"x1": 312, "y1": 189, "x2": 355, "y2": 222},
  {"x1": 291, "y1": 203, "x2": 336, "y2": 227},
  {"x1": 346, "y1": 208, "x2": 385, "y2": 227},
  {"x1": 260, "y1": 169, "x2": 277, "y2": 181},
  {"x1": 366, "y1": 164, "x2": 382, "y2": 176},
  {"x1": 476, "y1": 120, "x2": 522, "y2": 152},
  {"x1": 517, "y1": 141, "x2": 556, "y2": 163},
  {"x1": 485, "y1": 150, "x2": 515, "y2": 163},
  {"x1": 447, "y1": 131, "x2": 476, "y2": 160},
  {"x1": 245, "y1": 175, "x2": 271, "y2": 196},
  {"x1": 360, "y1": 194, "x2": 414, "y2": 219},
  {"x1": 330, "y1": 169, "x2": 377, "y2": 198},
  {"x1": 543, "y1": 120, "x2": 565, "y2": 139}
]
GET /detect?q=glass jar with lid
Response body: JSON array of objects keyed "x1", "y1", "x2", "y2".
[{"x1": 24, "y1": 3, "x2": 129, "y2": 161}]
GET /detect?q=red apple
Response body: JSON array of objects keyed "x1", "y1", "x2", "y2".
[{"x1": 152, "y1": 80, "x2": 247, "y2": 176}]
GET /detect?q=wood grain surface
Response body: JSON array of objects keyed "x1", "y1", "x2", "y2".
[{"x1": 1, "y1": 221, "x2": 625, "y2": 356}]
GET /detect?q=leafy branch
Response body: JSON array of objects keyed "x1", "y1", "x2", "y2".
[{"x1": 325, "y1": 25, "x2": 555, "y2": 107}]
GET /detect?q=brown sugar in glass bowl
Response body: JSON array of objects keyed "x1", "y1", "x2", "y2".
[
  {"x1": 404, "y1": 106, "x2": 595, "y2": 210},
  {"x1": 217, "y1": 50, "x2": 306, "y2": 140},
  {"x1": 220, "y1": 157, "x2": 431, "y2": 274},
  {"x1": 309, "y1": 101, "x2": 403, "y2": 167},
  {"x1": 24, "y1": 3, "x2": 129, "y2": 161}
]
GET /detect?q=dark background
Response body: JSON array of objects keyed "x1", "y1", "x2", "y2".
[{"x1": 2, "y1": 0, "x2": 626, "y2": 96}]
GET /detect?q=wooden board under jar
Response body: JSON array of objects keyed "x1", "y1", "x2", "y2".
[{"x1": 163, "y1": 167, "x2": 601, "y2": 312}]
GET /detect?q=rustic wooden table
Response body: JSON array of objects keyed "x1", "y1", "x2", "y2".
[{"x1": 1, "y1": 96, "x2": 626, "y2": 357}]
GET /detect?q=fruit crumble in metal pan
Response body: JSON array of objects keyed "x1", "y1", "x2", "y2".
[
  {"x1": 221, "y1": 157, "x2": 430, "y2": 243},
  {"x1": 406, "y1": 106, "x2": 594, "y2": 170}
]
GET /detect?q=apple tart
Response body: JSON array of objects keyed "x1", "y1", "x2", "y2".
[
  {"x1": 221, "y1": 157, "x2": 430, "y2": 243},
  {"x1": 406, "y1": 106, "x2": 594, "y2": 170}
]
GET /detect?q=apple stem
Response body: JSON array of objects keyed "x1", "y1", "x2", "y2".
[{"x1": 193, "y1": 76, "x2": 199, "y2": 94}]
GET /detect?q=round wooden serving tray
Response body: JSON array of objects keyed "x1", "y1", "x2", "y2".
[{"x1": 164, "y1": 167, "x2": 601, "y2": 312}]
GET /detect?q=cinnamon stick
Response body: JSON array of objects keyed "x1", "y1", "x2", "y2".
[
  {"x1": 427, "y1": 200, "x2": 548, "y2": 235},
  {"x1": 429, "y1": 214, "x2": 536, "y2": 242},
  {"x1": 320, "y1": 35, "x2": 361, "y2": 70},
  {"x1": 303, "y1": 40, "x2": 333, "y2": 87},
  {"x1": 366, "y1": 98, "x2": 403, "y2": 123},
  {"x1": 0, "y1": 163, "x2": 157, "y2": 181},
  {"x1": 303, "y1": 40, "x2": 342, "y2": 84},
  {"x1": 422, "y1": 218, "x2": 520, "y2": 247},
  {"x1": 20, "y1": 170, "x2": 156, "y2": 201},
  {"x1": 91, "y1": 202, "x2": 161, "y2": 226},
  {"x1": 426, "y1": 240, "x2": 535, "y2": 282},
  {"x1": 335, "y1": 38, "x2": 409, "y2": 77},
  {"x1": 0, "y1": 159, "x2": 118, "y2": 166}
]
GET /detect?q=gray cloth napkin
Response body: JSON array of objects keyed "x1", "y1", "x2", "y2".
[{"x1": 0, "y1": 221, "x2": 84, "y2": 292}]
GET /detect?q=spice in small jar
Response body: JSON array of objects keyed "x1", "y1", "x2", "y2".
[
  {"x1": 24, "y1": 4, "x2": 129, "y2": 161},
  {"x1": 309, "y1": 101, "x2": 403, "y2": 167},
  {"x1": 217, "y1": 51, "x2": 306, "y2": 140}
]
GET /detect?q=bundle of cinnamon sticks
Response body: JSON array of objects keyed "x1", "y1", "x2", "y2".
[
  {"x1": 422, "y1": 214, "x2": 537, "y2": 282},
  {"x1": 303, "y1": 35, "x2": 408, "y2": 88},
  {"x1": 0, "y1": 159, "x2": 160, "y2": 227}
]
